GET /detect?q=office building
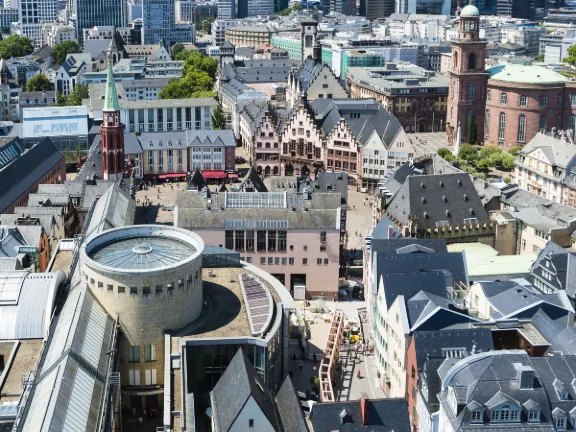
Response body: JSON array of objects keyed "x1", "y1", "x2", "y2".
[
  {"x1": 19, "y1": 0, "x2": 58, "y2": 48},
  {"x1": 238, "y1": 0, "x2": 274, "y2": 17},
  {"x1": 497, "y1": 0, "x2": 537, "y2": 19},
  {"x1": 395, "y1": 0, "x2": 450, "y2": 14},
  {"x1": 217, "y1": 0, "x2": 236, "y2": 19},
  {"x1": 143, "y1": 0, "x2": 196, "y2": 44},
  {"x1": 0, "y1": 8, "x2": 18, "y2": 28},
  {"x1": 73, "y1": 0, "x2": 128, "y2": 45}
]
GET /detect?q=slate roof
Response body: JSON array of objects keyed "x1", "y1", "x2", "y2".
[
  {"x1": 370, "y1": 238, "x2": 447, "y2": 255},
  {"x1": 437, "y1": 351, "x2": 555, "y2": 431},
  {"x1": 530, "y1": 241, "x2": 576, "y2": 300},
  {"x1": 238, "y1": 166, "x2": 268, "y2": 192},
  {"x1": 381, "y1": 271, "x2": 449, "y2": 309},
  {"x1": 297, "y1": 59, "x2": 335, "y2": 94},
  {"x1": 419, "y1": 358, "x2": 444, "y2": 414},
  {"x1": 376, "y1": 251, "x2": 468, "y2": 297},
  {"x1": 370, "y1": 214, "x2": 403, "y2": 240},
  {"x1": 406, "y1": 290, "x2": 480, "y2": 331},
  {"x1": 310, "y1": 99, "x2": 403, "y2": 147},
  {"x1": 310, "y1": 398, "x2": 411, "y2": 432},
  {"x1": 377, "y1": 162, "x2": 423, "y2": 197},
  {"x1": 188, "y1": 168, "x2": 206, "y2": 189},
  {"x1": 500, "y1": 188, "x2": 576, "y2": 225},
  {"x1": 520, "y1": 132, "x2": 576, "y2": 169},
  {"x1": 0, "y1": 226, "x2": 43, "y2": 258},
  {"x1": 412, "y1": 329, "x2": 494, "y2": 368},
  {"x1": 385, "y1": 173, "x2": 491, "y2": 230},
  {"x1": 221, "y1": 59, "x2": 297, "y2": 84},
  {"x1": 210, "y1": 348, "x2": 279, "y2": 431},
  {"x1": 0, "y1": 138, "x2": 64, "y2": 214},
  {"x1": 275, "y1": 376, "x2": 308, "y2": 432}
]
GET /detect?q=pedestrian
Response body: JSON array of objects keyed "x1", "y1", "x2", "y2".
[
  {"x1": 293, "y1": 353, "x2": 297, "y2": 361},
  {"x1": 143, "y1": 409, "x2": 147, "y2": 418},
  {"x1": 147, "y1": 405, "x2": 152, "y2": 420},
  {"x1": 132, "y1": 407, "x2": 136, "y2": 417},
  {"x1": 357, "y1": 370, "x2": 361, "y2": 378},
  {"x1": 138, "y1": 416, "x2": 143, "y2": 424},
  {"x1": 299, "y1": 360, "x2": 304, "y2": 370}
]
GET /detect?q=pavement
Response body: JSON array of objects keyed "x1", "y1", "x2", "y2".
[
  {"x1": 288, "y1": 299, "x2": 385, "y2": 402},
  {"x1": 409, "y1": 132, "x2": 452, "y2": 158},
  {"x1": 345, "y1": 187, "x2": 374, "y2": 250}
]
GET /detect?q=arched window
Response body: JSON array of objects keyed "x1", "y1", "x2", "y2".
[
  {"x1": 518, "y1": 114, "x2": 526, "y2": 142},
  {"x1": 450, "y1": 106, "x2": 453, "y2": 121},
  {"x1": 499, "y1": 113, "x2": 506, "y2": 139},
  {"x1": 468, "y1": 53, "x2": 476, "y2": 70},
  {"x1": 570, "y1": 114, "x2": 576, "y2": 138},
  {"x1": 485, "y1": 110, "x2": 490, "y2": 136},
  {"x1": 501, "y1": 92, "x2": 507, "y2": 105},
  {"x1": 540, "y1": 95, "x2": 548, "y2": 107},
  {"x1": 519, "y1": 95, "x2": 527, "y2": 106},
  {"x1": 487, "y1": 90, "x2": 491, "y2": 102},
  {"x1": 501, "y1": 405, "x2": 511, "y2": 421},
  {"x1": 454, "y1": 51, "x2": 459, "y2": 69},
  {"x1": 539, "y1": 115, "x2": 546, "y2": 131},
  {"x1": 468, "y1": 83, "x2": 475, "y2": 101},
  {"x1": 571, "y1": 94, "x2": 576, "y2": 107}
]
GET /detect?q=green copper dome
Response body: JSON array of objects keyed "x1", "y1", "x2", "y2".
[
  {"x1": 103, "y1": 60, "x2": 120, "y2": 112},
  {"x1": 460, "y1": 4, "x2": 480, "y2": 16}
]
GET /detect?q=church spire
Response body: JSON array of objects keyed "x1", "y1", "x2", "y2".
[{"x1": 103, "y1": 59, "x2": 120, "y2": 112}]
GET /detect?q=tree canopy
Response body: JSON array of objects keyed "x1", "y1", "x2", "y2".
[
  {"x1": 52, "y1": 41, "x2": 81, "y2": 65},
  {"x1": 278, "y1": 3, "x2": 303, "y2": 15},
  {"x1": 159, "y1": 51, "x2": 218, "y2": 99},
  {"x1": 25, "y1": 74, "x2": 52, "y2": 92},
  {"x1": 172, "y1": 43, "x2": 185, "y2": 59},
  {"x1": 0, "y1": 35, "x2": 33, "y2": 59},
  {"x1": 66, "y1": 83, "x2": 89, "y2": 106},
  {"x1": 211, "y1": 104, "x2": 226, "y2": 129},
  {"x1": 564, "y1": 44, "x2": 576, "y2": 65}
]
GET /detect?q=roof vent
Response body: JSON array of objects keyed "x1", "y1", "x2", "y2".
[
  {"x1": 445, "y1": 209, "x2": 451, "y2": 217},
  {"x1": 463, "y1": 194, "x2": 468, "y2": 201},
  {"x1": 439, "y1": 180, "x2": 444, "y2": 187},
  {"x1": 457, "y1": 179, "x2": 462, "y2": 186},
  {"x1": 420, "y1": 182, "x2": 425, "y2": 189},
  {"x1": 442, "y1": 195, "x2": 447, "y2": 202},
  {"x1": 469, "y1": 208, "x2": 475, "y2": 215},
  {"x1": 421, "y1": 196, "x2": 426, "y2": 203}
]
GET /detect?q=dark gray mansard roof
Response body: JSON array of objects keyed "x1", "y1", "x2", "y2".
[
  {"x1": 275, "y1": 376, "x2": 308, "y2": 432},
  {"x1": 413, "y1": 329, "x2": 494, "y2": 368},
  {"x1": 310, "y1": 398, "x2": 411, "y2": 432},
  {"x1": 386, "y1": 173, "x2": 491, "y2": 230}
]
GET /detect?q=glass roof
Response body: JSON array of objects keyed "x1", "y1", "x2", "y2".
[{"x1": 89, "y1": 236, "x2": 195, "y2": 270}]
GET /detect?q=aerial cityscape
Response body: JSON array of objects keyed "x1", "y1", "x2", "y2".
[{"x1": 2, "y1": 0, "x2": 576, "y2": 431}]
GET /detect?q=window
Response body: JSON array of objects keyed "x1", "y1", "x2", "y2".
[
  {"x1": 257, "y1": 230, "x2": 266, "y2": 251},
  {"x1": 571, "y1": 94, "x2": 576, "y2": 107},
  {"x1": 324, "y1": 258, "x2": 329, "y2": 265},
  {"x1": 249, "y1": 419, "x2": 254, "y2": 428},
  {"x1": 468, "y1": 52, "x2": 476, "y2": 70},
  {"x1": 278, "y1": 231, "x2": 287, "y2": 251},
  {"x1": 303, "y1": 258, "x2": 308, "y2": 265},
  {"x1": 289, "y1": 257, "x2": 294, "y2": 265},
  {"x1": 498, "y1": 113, "x2": 506, "y2": 139},
  {"x1": 471, "y1": 410, "x2": 482, "y2": 423},
  {"x1": 485, "y1": 110, "x2": 490, "y2": 136},
  {"x1": 246, "y1": 230, "x2": 254, "y2": 251},
  {"x1": 528, "y1": 409, "x2": 540, "y2": 422},
  {"x1": 268, "y1": 257, "x2": 273, "y2": 265},
  {"x1": 225, "y1": 230, "x2": 233, "y2": 250},
  {"x1": 320, "y1": 245, "x2": 326, "y2": 252},
  {"x1": 129, "y1": 370, "x2": 140, "y2": 386},
  {"x1": 128, "y1": 346, "x2": 140, "y2": 362},
  {"x1": 320, "y1": 231, "x2": 327, "y2": 242},
  {"x1": 500, "y1": 92, "x2": 507, "y2": 105},
  {"x1": 519, "y1": 95, "x2": 527, "y2": 106},
  {"x1": 118, "y1": 286, "x2": 125, "y2": 294},
  {"x1": 501, "y1": 405, "x2": 510, "y2": 421},
  {"x1": 268, "y1": 231, "x2": 276, "y2": 250},
  {"x1": 518, "y1": 114, "x2": 526, "y2": 142},
  {"x1": 556, "y1": 417, "x2": 566, "y2": 429},
  {"x1": 540, "y1": 95, "x2": 548, "y2": 107},
  {"x1": 467, "y1": 83, "x2": 475, "y2": 101},
  {"x1": 539, "y1": 115, "x2": 546, "y2": 130},
  {"x1": 570, "y1": 115, "x2": 576, "y2": 137},
  {"x1": 235, "y1": 230, "x2": 244, "y2": 250},
  {"x1": 260, "y1": 257, "x2": 265, "y2": 265},
  {"x1": 145, "y1": 345, "x2": 156, "y2": 362},
  {"x1": 130, "y1": 287, "x2": 138, "y2": 295},
  {"x1": 487, "y1": 90, "x2": 491, "y2": 101}
]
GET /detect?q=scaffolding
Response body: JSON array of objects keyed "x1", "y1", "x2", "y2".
[{"x1": 319, "y1": 309, "x2": 345, "y2": 402}]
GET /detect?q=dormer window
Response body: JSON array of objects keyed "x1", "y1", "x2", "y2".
[
  {"x1": 556, "y1": 417, "x2": 567, "y2": 430},
  {"x1": 562, "y1": 392, "x2": 570, "y2": 401},
  {"x1": 471, "y1": 410, "x2": 482, "y2": 423},
  {"x1": 528, "y1": 409, "x2": 540, "y2": 422},
  {"x1": 490, "y1": 404, "x2": 520, "y2": 422}
]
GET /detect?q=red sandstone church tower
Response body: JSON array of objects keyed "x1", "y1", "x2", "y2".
[
  {"x1": 101, "y1": 58, "x2": 125, "y2": 180},
  {"x1": 446, "y1": 2, "x2": 487, "y2": 145}
]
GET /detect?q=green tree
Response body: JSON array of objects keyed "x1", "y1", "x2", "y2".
[
  {"x1": 278, "y1": 7, "x2": 292, "y2": 15},
  {"x1": 479, "y1": 145, "x2": 501, "y2": 158},
  {"x1": 56, "y1": 91, "x2": 67, "y2": 107},
  {"x1": 0, "y1": 26, "x2": 10, "y2": 34},
  {"x1": 211, "y1": 104, "x2": 226, "y2": 129},
  {"x1": 437, "y1": 147, "x2": 456, "y2": 161},
  {"x1": 501, "y1": 153, "x2": 516, "y2": 169},
  {"x1": 67, "y1": 83, "x2": 89, "y2": 106},
  {"x1": 536, "y1": 53, "x2": 544, "y2": 62},
  {"x1": 159, "y1": 52, "x2": 217, "y2": 99},
  {"x1": 458, "y1": 144, "x2": 478, "y2": 162},
  {"x1": 0, "y1": 35, "x2": 33, "y2": 59},
  {"x1": 200, "y1": 17, "x2": 214, "y2": 33},
  {"x1": 293, "y1": 3, "x2": 304, "y2": 10},
  {"x1": 504, "y1": 176, "x2": 512, "y2": 184},
  {"x1": 51, "y1": 41, "x2": 81, "y2": 65},
  {"x1": 507, "y1": 145, "x2": 523, "y2": 156},
  {"x1": 564, "y1": 44, "x2": 576, "y2": 65},
  {"x1": 467, "y1": 111, "x2": 477, "y2": 145},
  {"x1": 191, "y1": 90, "x2": 217, "y2": 98},
  {"x1": 475, "y1": 157, "x2": 495, "y2": 170},
  {"x1": 25, "y1": 74, "x2": 51, "y2": 92},
  {"x1": 172, "y1": 42, "x2": 185, "y2": 59}
]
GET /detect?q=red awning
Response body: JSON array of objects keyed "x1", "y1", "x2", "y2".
[
  {"x1": 160, "y1": 173, "x2": 186, "y2": 179},
  {"x1": 202, "y1": 170, "x2": 226, "y2": 179},
  {"x1": 227, "y1": 173, "x2": 239, "y2": 178}
]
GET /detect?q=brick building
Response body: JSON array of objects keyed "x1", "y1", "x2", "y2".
[{"x1": 0, "y1": 137, "x2": 66, "y2": 215}]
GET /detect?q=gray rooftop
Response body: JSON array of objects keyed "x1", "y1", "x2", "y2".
[
  {"x1": 347, "y1": 64, "x2": 449, "y2": 92},
  {"x1": 519, "y1": 132, "x2": 576, "y2": 170}
]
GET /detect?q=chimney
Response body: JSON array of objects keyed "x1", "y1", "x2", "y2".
[
  {"x1": 387, "y1": 226, "x2": 394, "y2": 239},
  {"x1": 360, "y1": 393, "x2": 369, "y2": 426}
]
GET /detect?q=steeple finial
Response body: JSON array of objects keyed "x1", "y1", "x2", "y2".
[{"x1": 103, "y1": 55, "x2": 120, "y2": 112}]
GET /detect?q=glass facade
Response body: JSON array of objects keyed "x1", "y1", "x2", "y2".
[
  {"x1": 75, "y1": 0, "x2": 128, "y2": 44},
  {"x1": 270, "y1": 37, "x2": 302, "y2": 62},
  {"x1": 143, "y1": 0, "x2": 175, "y2": 43}
]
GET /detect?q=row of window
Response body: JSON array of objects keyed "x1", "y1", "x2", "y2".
[
  {"x1": 485, "y1": 112, "x2": 549, "y2": 142},
  {"x1": 128, "y1": 344, "x2": 157, "y2": 363},
  {"x1": 488, "y1": 91, "x2": 552, "y2": 108},
  {"x1": 257, "y1": 256, "x2": 330, "y2": 266}
]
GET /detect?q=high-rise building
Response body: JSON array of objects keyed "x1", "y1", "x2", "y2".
[
  {"x1": 446, "y1": 4, "x2": 487, "y2": 146},
  {"x1": 497, "y1": 0, "x2": 536, "y2": 19},
  {"x1": 19, "y1": 0, "x2": 58, "y2": 48},
  {"x1": 365, "y1": 0, "x2": 394, "y2": 20},
  {"x1": 143, "y1": 0, "x2": 176, "y2": 43},
  {"x1": 74, "y1": 0, "x2": 128, "y2": 45},
  {"x1": 395, "y1": 0, "x2": 450, "y2": 14},
  {"x1": 237, "y1": 0, "x2": 274, "y2": 17},
  {"x1": 218, "y1": 0, "x2": 236, "y2": 18}
]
